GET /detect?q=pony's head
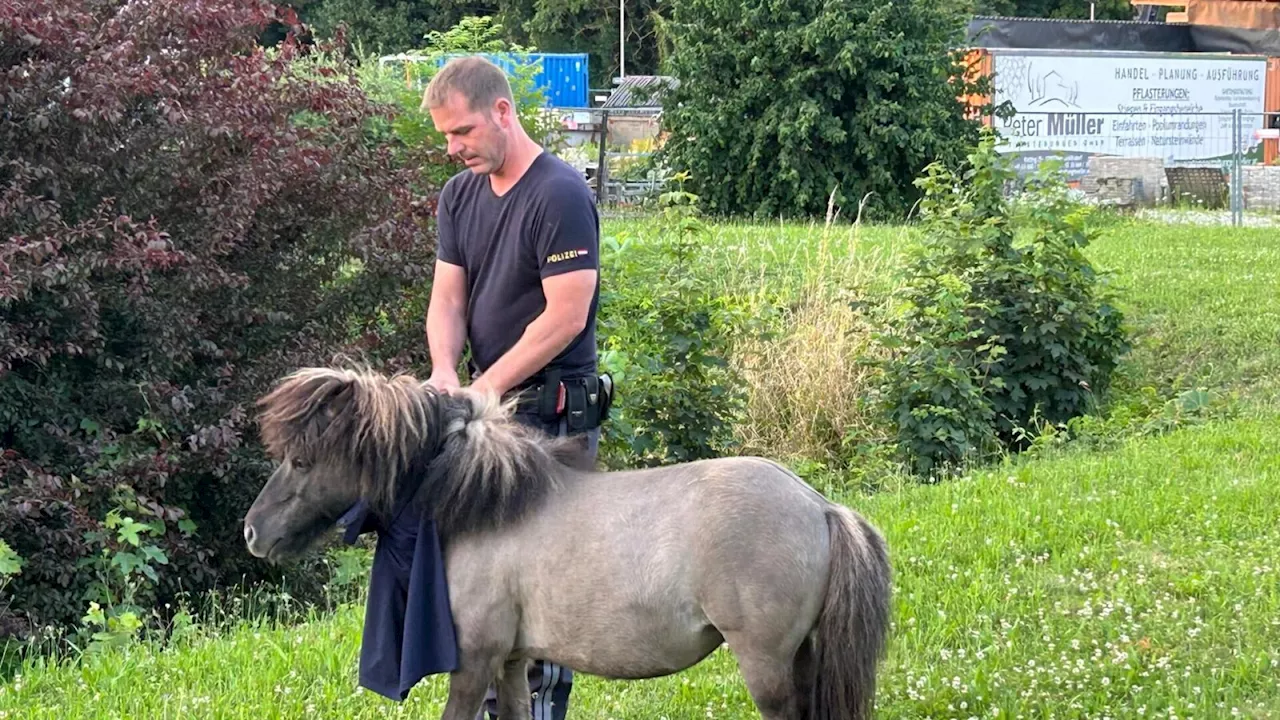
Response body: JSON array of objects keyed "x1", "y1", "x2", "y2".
[
  {"x1": 242, "y1": 366, "x2": 445, "y2": 562},
  {"x1": 243, "y1": 365, "x2": 595, "y2": 563}
]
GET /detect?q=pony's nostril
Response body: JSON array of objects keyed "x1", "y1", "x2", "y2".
[{"x1": 244, "y1": 524, "x2": 255, "y2": 545}]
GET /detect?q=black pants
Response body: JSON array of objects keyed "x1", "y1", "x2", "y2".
[{"x1": 477, "y1": 410, "x2": 600, "y2": 720}]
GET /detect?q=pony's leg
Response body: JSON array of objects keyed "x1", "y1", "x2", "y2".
[
  {"x1": 494, "y1": 658, "x2": 533, "y2": 719},
  {"x1": 440, "y1": 664, "x2": 499, "y2": 720},
  {"x1": 791, "y1": 636, "x2": 816, "y2": 719},
  {"x1": 724, "y1": 634, "x2": 803, "y2": 720}
]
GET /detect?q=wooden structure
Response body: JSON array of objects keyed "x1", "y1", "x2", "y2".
[
  {"x1": 1133, "y1": 0, "x2": 1280, "y2": 26},
  {"x1": 589, "y1": 75, "x2": 678, "y2": 206},
  {"x1": 1166, "y1": 165, "x2": 1231, "y2": 206}
]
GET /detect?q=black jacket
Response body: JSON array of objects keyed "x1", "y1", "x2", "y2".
[{"x1": 337, "y1": 490, "x2": 459, "y2": 701}]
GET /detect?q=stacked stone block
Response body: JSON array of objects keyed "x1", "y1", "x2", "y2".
[
  {"x1": 1078, "y1": 175, "x2": 1139, "y2": 208},
  {"x1": 1083, "y1": 156, "x2": 1166, "y2": 206},
  {"x1": 1241, "y1": 165, "x2": 1280, "y2": 212}
]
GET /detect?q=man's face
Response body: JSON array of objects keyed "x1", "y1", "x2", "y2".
[{"x1": 429, "y1": 90, "x2": 511, "y2": 175}]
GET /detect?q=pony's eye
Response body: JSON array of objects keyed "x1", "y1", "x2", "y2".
[{"x1": 292, "y1": 458, "x2": 309, "y2": 472}]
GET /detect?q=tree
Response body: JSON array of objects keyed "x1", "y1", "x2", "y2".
[
  {"x1": 974, "y1": 0, "x2": 1134, "y2": 20},
  {"x1": 657, "y1": 0, "x2": 990, "y2": 220},
  {"x1": 289, "y1": 0, "x2": 670, "y2": 90},
  {"x1": 293, "y1": 0, "x2": 494, "y2": 54},
  {"x1": 496, "y1": 0, "x2": 668, "y2": 88},
  {"x1": 1, "y1": 0, "x2": 442, "y2": 638}
]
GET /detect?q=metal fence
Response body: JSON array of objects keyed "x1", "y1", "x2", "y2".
[
  {"x1": 588, "y1": 107, "x2": 668, "y2": 210},
  {"x1": 991, "y1": 110, "x2": 1280, "y2": 227},
  {"x1": 577, "y1": 109, "x2": 1280, "y2": 225}
]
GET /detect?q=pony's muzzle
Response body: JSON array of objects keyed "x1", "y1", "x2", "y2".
[{"x1": 243, "y1": 521, "x2": 274, "y2": 559}]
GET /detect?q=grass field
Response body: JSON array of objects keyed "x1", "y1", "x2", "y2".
[
  {"x1": 3, "y1": 214, "x2": 1279, "y2": 719},
  {"x1": 1087, "y1": 219, "x2": 1280, "y2": 413}
]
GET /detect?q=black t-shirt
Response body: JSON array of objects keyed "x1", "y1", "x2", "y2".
[{"x1": 435, "y1": 151, "x2": 600, "y2": 384}]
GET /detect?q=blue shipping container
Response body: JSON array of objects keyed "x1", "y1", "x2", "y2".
[{"x1": 435, "y1": 52, "x2": 590, "y2": 108}]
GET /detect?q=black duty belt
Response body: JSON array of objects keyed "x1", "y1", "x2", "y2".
[{"x1": 506, "y1": 369, "x2": 614, "y2": 431}]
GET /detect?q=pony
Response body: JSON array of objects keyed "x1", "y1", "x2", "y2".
[{"x1": 242, "y1": 366, "x2": 892, "y2": 720}]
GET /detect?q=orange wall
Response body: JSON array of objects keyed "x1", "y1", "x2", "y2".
[
  {"x1": 958, "y1": 49, "x2": 994, "y2": 126},
  {"x1": 1187, "y1": 0, "x2": 1280, "y2": 29},
  {"x1": 1267, "y1": 57, "x2": 1280, "y2": 164}
]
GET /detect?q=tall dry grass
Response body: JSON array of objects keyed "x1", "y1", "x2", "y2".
[
  {"x1": 732, "y1": 288, "x2": 888, "y2": 463},
  {"x1": 729, "y1": 203, "x2": 907, "y2": 469}
]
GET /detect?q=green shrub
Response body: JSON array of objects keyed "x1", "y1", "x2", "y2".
[
  {"x1": 878, "y1": 130, "x2": 1131, "y2": 476},
  {"x1": 596, "y1": 182, "x2": 758, "y2": 468},
  {"x1": 656, "y1": 0, "x2": 988, "y2": 219},
  {"x1": 1, "y1": 0, "x2": 440, "y2": 640}
]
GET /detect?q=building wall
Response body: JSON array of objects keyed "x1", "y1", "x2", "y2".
[
  {"x1": 1187, "y1": 0, "x2": 1280, "y2": 29},
  {"x1": 1267, "y1": 57, "x2": 1280, "y2": 164},
  {"x1": 607, "y1": 115, "x2": 663, "y2": 146},
  {"x1": 960, "y1": 48, "x2": 995, "y2": 125}
]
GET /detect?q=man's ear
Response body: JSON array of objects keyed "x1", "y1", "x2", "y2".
[{"x1": 493, "y1": 97, "x2": 515, "y2": 127}]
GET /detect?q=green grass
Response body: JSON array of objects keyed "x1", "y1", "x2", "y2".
[
  {"x1": 608, "y1": 214, "x2": 911, "y2": 301},
  {"x1": 1087, "y1": 219, "x2": 1280, "y2": 412},
  {"x1": 4, "y1": 215, "x2": 1280, "y2": 718},
  {"x1": 615, "y1": 213, "x2": 1280, "y2": 414},
  {"x1": 868, "y1": 415, "x2": 1280, "y2": 717},
  {"x1": 5, "y1": 412, "x2": 1277, "y2": 718}
]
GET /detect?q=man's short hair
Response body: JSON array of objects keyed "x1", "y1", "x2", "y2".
[{"x1": 422, "y1": 55, "x2": 514, "y2": 112}]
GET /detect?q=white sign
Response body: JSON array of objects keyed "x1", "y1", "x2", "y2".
[{"x1": 989, "y1": 50, "x2": 1269, "y2": 178}]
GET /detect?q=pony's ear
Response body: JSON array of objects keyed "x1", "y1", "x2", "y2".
[
  {"x1": 548, "y1": 432, "x2": 597, "y2": 471},
  {"x1": 257, "y1": 368, "x2": 359, "y2": 460}
]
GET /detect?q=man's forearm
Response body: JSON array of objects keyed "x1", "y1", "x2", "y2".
[
  {"x1": 426, "y1": 302, "x2": 467, "y2": 380},
  {"x1": 471, "y1": 310, "x2": 585, "y2": 397}
]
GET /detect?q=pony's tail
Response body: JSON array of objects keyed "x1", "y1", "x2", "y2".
[{"x1": 806, "y1": 504, "x2": 891, "y2": 720}]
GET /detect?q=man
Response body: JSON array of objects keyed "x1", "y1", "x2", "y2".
[{"x1": 421, "y1": 55, "x2": 606, "y2": 720}]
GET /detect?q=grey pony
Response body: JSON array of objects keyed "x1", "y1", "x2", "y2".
[{"x1": 242, "y1": 367, "x2": 892, "y2": 720}]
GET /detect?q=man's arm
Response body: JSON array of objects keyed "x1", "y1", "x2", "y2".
[
  {"x1": 425, "y1": 259, "x2": 468, "y2": 392},
  {"x1": 469, "y1": 268, "x2": 596, "y2": 398},
  {"x1": 427, "y1": 178, "x2": 468, "y2": 393}
]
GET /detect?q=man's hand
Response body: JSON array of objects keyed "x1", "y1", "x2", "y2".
[
  {"x1": 426, "y1": 370, "x2": 462, "y2": 394},
  {"x1": 469, "y1": 374, "x2": 497, "y2": 398}
]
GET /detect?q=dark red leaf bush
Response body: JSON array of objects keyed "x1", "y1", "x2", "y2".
[{"x1": 1, "y1": 0, "x2": 445, "y2": 637}]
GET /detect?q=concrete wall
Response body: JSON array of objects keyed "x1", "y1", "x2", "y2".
[
  {"x1": 1083, "y1": 156, "x2": 1167, "y2": 206},
  {"x1": 1242, "y1": 165, "x2": 1280, "y2": 212},
  {"x1": 1076, "y1": 157, "x2": 1280, "y2": 212},
  {"x1": 1077, "y1": 176, "x2": 1142, "y2": 208}
]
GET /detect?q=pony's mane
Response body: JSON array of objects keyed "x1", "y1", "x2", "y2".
[
  {"x1": 420, "y1": 388, "x2": 596, "y2": 536},
  {"x1": 256, "y1": 366, "x2": 593, "y2": 537}
]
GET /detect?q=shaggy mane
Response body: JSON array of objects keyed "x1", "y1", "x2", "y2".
[{"x1": 256, "y1": 366, "x2": 592, "y2": 537}]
